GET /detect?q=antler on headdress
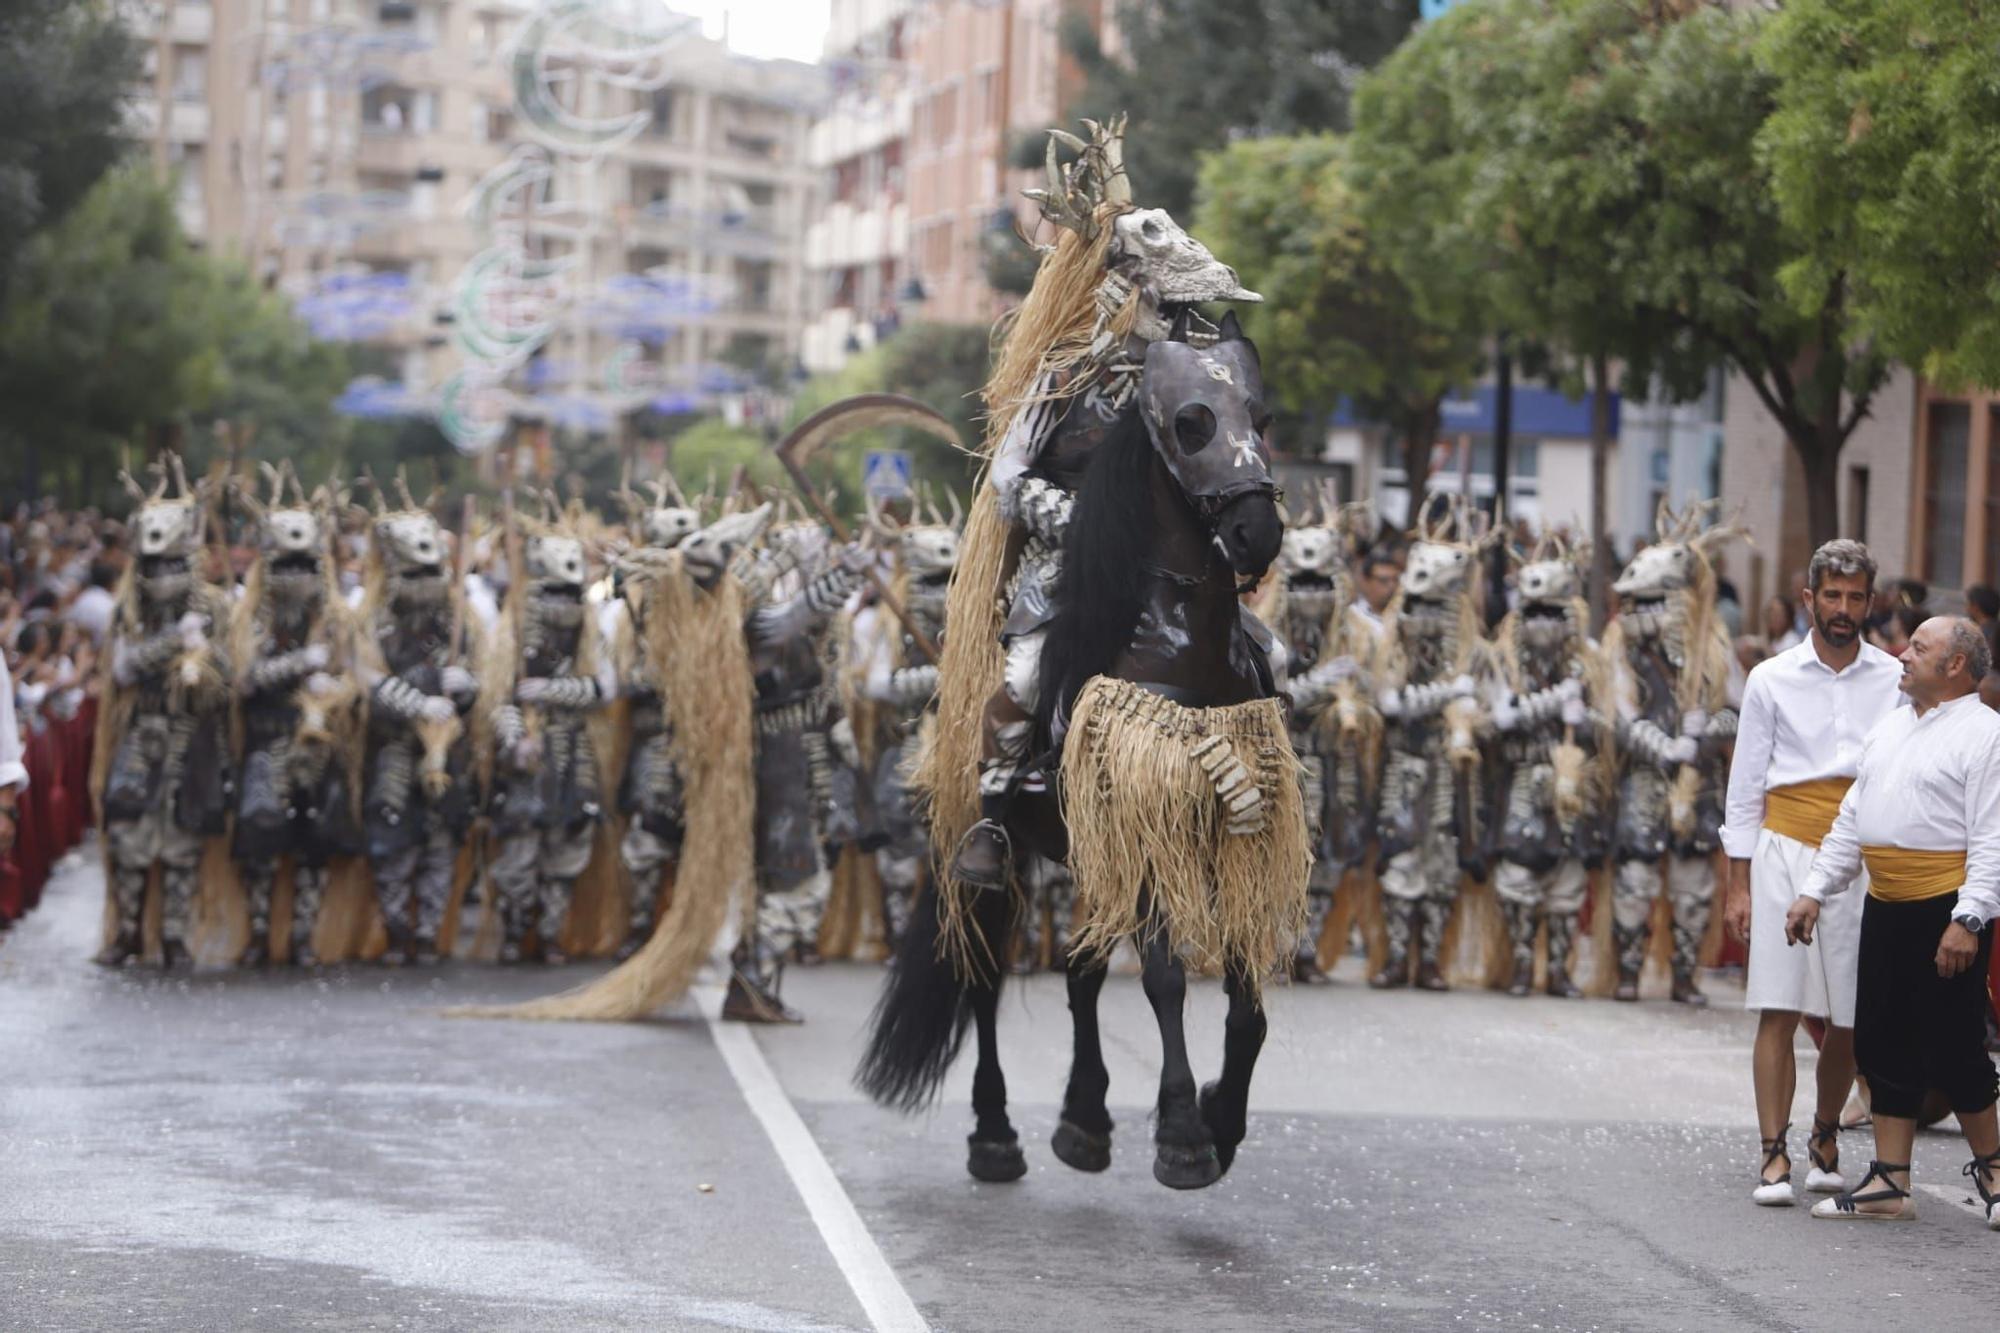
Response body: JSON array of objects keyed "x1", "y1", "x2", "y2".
[{"x1": 1021, "y1": 114, "x2": 1132, "y2": 240}]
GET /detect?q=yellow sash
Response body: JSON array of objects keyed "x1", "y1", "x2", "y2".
[
  {"x1": 1860, "y1": 846, "x2": 1967, "y2": 902},
  {"x1": 1763, "y1": 777, "x2": 1852, "y2": 848}
]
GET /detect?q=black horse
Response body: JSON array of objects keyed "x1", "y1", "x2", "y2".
[{"x1": 858, "y1": 316, "x2": 1289, "y2": 1190}]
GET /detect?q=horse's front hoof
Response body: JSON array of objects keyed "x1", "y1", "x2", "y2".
[
  {"x1": 1152, "y1": 1139, "x2": 1222, "y2": 1191},
  {"x1": 1051, "y1": 1118, "x2": 1112, "y2": 1173},
  {"x1": 967, "y1": 1135, "x2": 1028, "y2": 1183}
]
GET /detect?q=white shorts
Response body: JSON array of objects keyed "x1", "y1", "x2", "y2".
[{"x1": 1745, "y1": 827, "x2": 1864, "y2": 1026}]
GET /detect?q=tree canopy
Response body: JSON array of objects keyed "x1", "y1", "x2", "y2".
[{"x1": 1758, "y1": 0, "x2": 2000, "y2": 391}]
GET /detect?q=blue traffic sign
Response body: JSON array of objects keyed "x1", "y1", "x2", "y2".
[{"x1": 863, "y1": 449, "x2": 912, "y2": 500}]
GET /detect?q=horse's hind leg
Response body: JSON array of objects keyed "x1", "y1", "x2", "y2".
[
  {"x1": 1200, "y1": 961, "x2": 1268, "y2": 1177},
  {"x1": 1141, "y1": 921, "x2": 1220, "y2": 1190},
  {"x1": 966, "y1": 977, "x2": 1027, "y2": 1182},
  {"x1": 1052, "y1": 951, "x2": 1114, "y2": 1172}
]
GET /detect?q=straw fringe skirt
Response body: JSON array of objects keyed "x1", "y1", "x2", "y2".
[{"x1": 1060, "y1": 678, "x2": 1309, "y2": 990}]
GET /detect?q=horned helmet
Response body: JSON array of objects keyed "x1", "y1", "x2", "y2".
[
  {"x1": 515, "y1": 491, "x2": 590, "y2": 616},
  {"x1": 367, "y1": 471, "x2": 450, "y2": 608},
  {"x1": 1516, "y1": 533, "x2": 1590, "y2": 611},
  {"x1": 617, "y1": 464, "x2": 701, "y2": 552},
  {"x1": 1400, "y1": 496, "x2": 1494, "y2": 605},
  {"x1": 1613, "y1": 501, "x2": 1743, "y2": 611},
  {"x1": 1023, "y1": 116, "x2": 1259, "y2": 342},
  {"x1": 119, "y1": 453, "x2": 210, "y2": 605},
  {"x1": 235, "y1": 461, "x2": 336, "y2": 603},
  {"x1": 867, "y1": 486, "x2": 962, "y2": 587}
]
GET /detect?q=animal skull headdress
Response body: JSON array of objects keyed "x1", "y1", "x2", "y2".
[
  {"x1": 866, "y1": 485, "x2": 963, "y2": 584},
  {"x1": 618, "y1": 463, "x2": 701, "y2": 552},
  {"x1": 120, "y1": 453, "x2": 211, "y2": 604},
  {"x1": 1023, "y1": 116, "x2": 1259, "y2": 309},
  {"x1": 1612, "y1": 500, "x2": 1745, "y2": 609},
  {"x1": 1280, "y1": 483, "x2": 1372, "y2": 583},
  {"x1": 366, "y1": 470, "x2": 449, "y2": 607},
  {"x1": 1400, "y1": 495, "x2": 1503, "y2": 604},
  {"x1": 514, "y1": 490, "x2": 590, "y2": 598},
  {"x1": 1515, "y1": 531, "x2": 1592, "y2": 610},
  {"x1": 236, "y1": 461, "x2": 339, "y2": 604}
]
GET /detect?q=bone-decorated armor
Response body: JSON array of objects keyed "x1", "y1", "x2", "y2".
[
  {"x1": 610, "y1": 477, "x2": 702, "y2": 960},
  {"x1": 358, "y1": 491, "x2": 480, "y2": 966},
  {"x1": 95, "y1": 456, "x2": 236, "y2": 969},
  {"x1": 1488, "y1": 539, "x2": 1609, "y2": 998},
  {"x1": 488, "y1": 501, "x2": 612, "y2": 964},
  {"x1": 230, "y1": 464, "x2": 360, "y2": 967},
  {"x1": 1272, "y1": 502, "x2": 1381, "y2": 983},
  {"x1": 1606, "y1": 508, "x2": 1742, "y2": 1004},
  {"x1": 1370, "y1": 514, "x2": 1492, "y2": 992}
]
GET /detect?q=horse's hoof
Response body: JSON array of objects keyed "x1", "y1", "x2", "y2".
[
  {"x1": 967, "y1": 1136, "x2": 1028, "y2": 1183},
  {"x1": 1051, "y1": 1118, "x2": 1112, "y2": 1173},
  {"x1": 1197, "y1": 1081, "x2": 1242, "y2": 1178},
  {"x1": 1152, "y1": 1139, "x2": 1222, "y2": 1191}
]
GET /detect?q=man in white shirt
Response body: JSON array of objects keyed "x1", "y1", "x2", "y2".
[
  {"x1": 1350, "y1": 553, "x2": 1396, "y2": 641},
  {"x1": 1786, "y1": 617, "x2": 2000, "y2": 1228},
  {"x1": 1721, "y1": 540, "x2": 1903, "y2": 1207}
]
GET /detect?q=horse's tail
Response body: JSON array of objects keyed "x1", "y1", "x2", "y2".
[{"x1": 855, "y1": 874, "x2": 1015, "y2": 1112}]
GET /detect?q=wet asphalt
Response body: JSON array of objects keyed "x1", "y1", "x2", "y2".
[{"x1": 3, "y1": 848, "x2": 1996, "y2": 1331}]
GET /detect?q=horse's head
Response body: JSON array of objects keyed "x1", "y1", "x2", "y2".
[
  {"x1": 682, "y1": 502, "x2": 773, "y2": 590},
  {"x1": 1139, "y1": 313, "x2": 1282, "y2": 584}
]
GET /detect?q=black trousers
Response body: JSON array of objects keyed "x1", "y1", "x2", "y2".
[{"x1": 1854, "y1": 892, "x2": 1999, "y2": 1120}]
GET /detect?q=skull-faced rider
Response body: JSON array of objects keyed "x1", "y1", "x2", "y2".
[
  {"x1": 947, "y1": 118, "x2": 1264, "y2": 892},
  {"x1": 95, "y1": 457, "x2": 235, "y2": 969}
]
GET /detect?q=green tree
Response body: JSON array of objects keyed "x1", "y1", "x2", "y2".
[
  {"x1": 1353, "y1": 0, "x2": 1888, "y2": 555},
  {"x1": 0, "y1": 168, "x2": 356, "y2": 507},
  {"x1": 0, "y1": 0, "x2": 138, "y2": 293},
  {"x1": 1195, "y1": 134, "x2": 1484, "y2": 505},
  {"x1": 1060, "y1": 0, "x2": 1421, "y2": 220},
  {"x1": 1757, "y1": 0, "x2": 2000, "y2": 390}
]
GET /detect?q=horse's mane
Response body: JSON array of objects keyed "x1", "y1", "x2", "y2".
[{"x1": 1033, "y1": 410, "x2": 1156, "y2": 752}]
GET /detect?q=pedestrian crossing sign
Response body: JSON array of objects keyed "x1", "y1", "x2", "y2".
[{"x1": 863, "y1": 450, "x2": 912, "y2": 500}]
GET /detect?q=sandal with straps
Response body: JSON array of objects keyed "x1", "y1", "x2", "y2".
[
  {"x1": 1811, "y1": 1160, "x2": 1916, "y2": 1221},
  {"x1": 1805, "y1": 1116, "x2": 1845, "y2": 1194},
  {"x1": 1965, "y1": 1149, "x2": 2000, "y2": 1231},
  {"x1": 1752, "y1": 1126, "x2": 1794, "y2": 1207}
]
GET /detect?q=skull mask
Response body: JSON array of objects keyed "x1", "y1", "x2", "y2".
[
  {"x1": 1279, "y1": 526, "x2": 1341, "y2": 584},
  {"x1": 1111, "y1": 209, "x2": 1261, "y2": 308},
  {"x1": 900, "y1": 524, "x2": 959, "y2": 583},
  {"x1": 526, "y1": 532, "x2": 587, "y2": 595},
  {"x1": 640, "y1": 505, "x2": 700, "y2": 551},
  {"x1": 1612, "y1": 542, "x2": 1698, "y2": 607},
  {"x1": 1516, "y1": 555, "x2": 1583, "y2": 609},
  {"x1": 1400, "y1": 540, "x2": 1474, "y2": 603},
  {"x1": 682, "y1": 504, "x2": 773, "y2": 590}
]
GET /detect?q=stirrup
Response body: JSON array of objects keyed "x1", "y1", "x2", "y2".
[
  {"x1": 1805, "y1": 1116, "x2": 1844, "y2": 1193},
  {"x1": 1811, "y1": 1160, "x2": 1915, "y2": 1221},
  {"x1": 1964, "y1": 1149, "x2": 2000, "y2": 1229},
  {"x1": 949, "y1": 818, "x2": 1012, "y2": 890},
  {"x1": 1753, "y1": 1126, "x2": 1794, "y2": 1207}
]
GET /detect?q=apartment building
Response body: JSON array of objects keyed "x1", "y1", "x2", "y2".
[{"x1": 128, "y1": 0, "x2": 823, "y2": 418}]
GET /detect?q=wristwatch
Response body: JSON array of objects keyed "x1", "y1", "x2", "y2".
[{"x1": 1952, "y1": 912, "x2": 1984, "y2": 935}]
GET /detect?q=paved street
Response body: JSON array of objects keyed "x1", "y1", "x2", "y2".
[{"x1": 3, "y1": 850, "x2": 1996, "y2": 1332}]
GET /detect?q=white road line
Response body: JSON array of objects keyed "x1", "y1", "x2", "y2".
[{"x1": 701, "y1": 988, "x2": 929, "y2": 1333}]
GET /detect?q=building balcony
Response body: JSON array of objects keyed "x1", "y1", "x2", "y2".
[
  {"x1": 170, "y1": 2, "x2": 211, "y2": 43},
  {"x1": 627, "y1": 202, "x2": 791, "y2": 259},
  {"x1": 804, "y1": 200, "x2": 906, "y2": 270}
]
